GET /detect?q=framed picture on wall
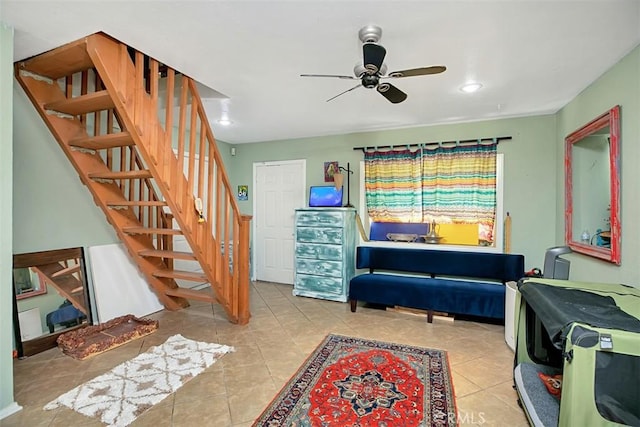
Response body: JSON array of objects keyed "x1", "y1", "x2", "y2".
[
  {"x1": 238, "y1": 185, "x2": 248, "y2": 201},
  {"x1": 324, "y1": 161, "x2": 339, "y2": 182}
]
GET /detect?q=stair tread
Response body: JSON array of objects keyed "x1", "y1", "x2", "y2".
[
  {"x1": 51, "y1": 264, "x2": 81, "y2": 278},
  {"x1": 107, "y1": 200, "x2": 167, "y2": 206},
  {"x1": 70, "y1": 132, "x2": 134, "y2": 150},
  {"x1": 153, "y1": 269, "x2": 208, "y2": 281},
  {"x1": 138, "y1": 249, "x2": 197, "y2": 260},
  {"x1": 89, "y1": 170, "x2": 152, "y2": 180},
  {"x1": 165, "y1": 287, "x2": 216, "y2": 303},
  {"x1": 123, "y1": 227, "x2": 181, "y2": 235},
  {"x1": 45, "y1": 90, "x2": 114, "y2": 115},
  {"x1": 35, "y1": 262, "x2": 77, "y2": 281},
  {"x1": 18, "y1": 37, "x2": 92, "y2": 79},
  {"x1": 43, "y1": 272, "x2": 84, "y2": 292}
]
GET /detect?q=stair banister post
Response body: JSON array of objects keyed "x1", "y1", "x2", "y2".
[{"x1": 236, "y1": 214, "x2": 252, "y2": 325}]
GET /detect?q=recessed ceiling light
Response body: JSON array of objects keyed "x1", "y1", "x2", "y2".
[
  {"x1": 217, "y1": 118, "x2": 232, "y2": 126},
  {"x1": 460, "y1": 82, "x2": 483, "y2": 93}
]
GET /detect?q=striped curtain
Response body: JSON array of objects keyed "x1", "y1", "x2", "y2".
[
  {"x1": 422, "y1": 142, "x2": 497, "y2": 240},
  {"x1": 364, "y1": 142, "x2": 498, "y2": 241},
  {"x1": 364, "y1": 149, "x2": 423, "y2": 222}
]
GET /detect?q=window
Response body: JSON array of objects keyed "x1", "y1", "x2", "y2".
[{"x1": 358, "y1": 153, "x2": 504, "y2": 252}]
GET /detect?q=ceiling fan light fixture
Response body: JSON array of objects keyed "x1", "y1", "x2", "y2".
[
  {"x1": 460, "y1": 82, "x2": 483, "y2": 93},
  {"x1": 358, "y1": 25, "x2": 382, "y2": 44}
]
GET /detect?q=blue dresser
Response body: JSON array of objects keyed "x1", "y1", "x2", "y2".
[{"x1": 293, "y1": 208, "x2": 357, "y2": 302}]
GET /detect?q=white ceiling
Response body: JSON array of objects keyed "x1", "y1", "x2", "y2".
[{"x1": 3, "y1": 1, "x2": 639, "y2": 144}]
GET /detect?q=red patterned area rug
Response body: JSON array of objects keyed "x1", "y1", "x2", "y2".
[{"x1": 253, "y1": 334, "x2": 457, "y2": 426}]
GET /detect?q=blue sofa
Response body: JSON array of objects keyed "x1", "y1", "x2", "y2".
[{"x1": 349, "y1": 246, "x2": 525, "y2": 322}]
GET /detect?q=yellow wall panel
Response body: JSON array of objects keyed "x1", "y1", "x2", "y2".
[{"x1": 437, "y1": 223, "x2": 478, "y2": 245}]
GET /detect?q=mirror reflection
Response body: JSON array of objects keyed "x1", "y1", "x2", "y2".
[
  {"x1": 565, "y1": 105, "x2": 621, "y2": 264},
  {"x1": 13, "y1": 247, "x2": 93, "y2": 357},
  {"x1": 571, "y1": 127, "x2": 611, "y2": 246}
]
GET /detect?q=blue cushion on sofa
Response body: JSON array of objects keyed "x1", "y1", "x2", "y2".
[{"x1": 369, "y1": 222, "x2": 429, "y2": 241}]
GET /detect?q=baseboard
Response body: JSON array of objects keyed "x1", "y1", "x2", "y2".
[
  {"x1": 0, "y1": 402, "x2": 23, "y2": 420},
  {"x1": 386, "y1": 306, "x2": 455, "y2": 322}
]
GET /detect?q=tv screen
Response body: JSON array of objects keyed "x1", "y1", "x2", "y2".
[{"x1": 309, "y1": 186, "x2": 343, "y2": 207}]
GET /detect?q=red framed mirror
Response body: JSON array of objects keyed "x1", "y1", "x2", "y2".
[{"x1": 565, "y1": 105, "x2": 621, "y2": 264}]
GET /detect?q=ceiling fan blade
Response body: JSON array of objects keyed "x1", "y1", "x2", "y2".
[
  {"x1": 300, "y1": 74, "x2": 357, "y2": 80},
  {"x1": 377, "y1": 83, "x2": 407, "y2": 104},
  {"x1": 386, "y1": 66, "x2": 447, "y2": 78},
  {"x1": 326, "y1": 83, "x2": 362, "y2": 102},
  {"x1": 363, "y1": 43, "x2": 386, "y2": 73}
]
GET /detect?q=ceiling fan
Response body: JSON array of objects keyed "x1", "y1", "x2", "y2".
[{"x1": 301, "y1": 25, "x2": 446, "y2": 104}]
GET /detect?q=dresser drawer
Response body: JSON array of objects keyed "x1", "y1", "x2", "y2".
[
  {"x1": 296, "y1": 258, "x2": 342, "y2": 278},
  {"x1": 296, "y1": 211, "x2": 344, "y2": 228},
  {"x1": 296, "y1": 227, "x2": 343, "y2": 244},
  {"x1": 296, "y1": 242, "x2": 342, "y2": 261},
  {"x1": 295, "y1": 274, "x2": 344, "y2": 295}
]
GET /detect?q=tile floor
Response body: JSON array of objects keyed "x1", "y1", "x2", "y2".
[{"x1": 3, "y1": 281, "x2": 529, "y2": 426}]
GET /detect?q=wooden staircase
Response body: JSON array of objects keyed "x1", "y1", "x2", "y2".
[{"x1": 15, "y1": 32, "x2": 252, "y2": 324}]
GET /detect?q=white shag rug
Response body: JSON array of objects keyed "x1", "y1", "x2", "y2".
[{"x1": 44, "y1": 334, "x2": 233, "y2": 426}]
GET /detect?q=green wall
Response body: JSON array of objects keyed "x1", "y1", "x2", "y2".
[
  {"x1": 0, "y1": 19, "x2": 18, "y2": 419},
  {"x1": 556, "y1": 45, "x2": 640, "y2": 285},
  {"x1": 12, "y1": 87, "x2": 119, "y2": 254},
  {"x1": 229, "y1": 115, "x2": 558, "y2": 270}
]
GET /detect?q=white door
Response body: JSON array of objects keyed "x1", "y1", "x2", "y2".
[{"x1": 253, "y1": 160, "x2": 306, "y2": 284}]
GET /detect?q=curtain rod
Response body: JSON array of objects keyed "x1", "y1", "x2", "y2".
[{"x1": 352, "y1": 136, "x2": 512, "y2": 152}]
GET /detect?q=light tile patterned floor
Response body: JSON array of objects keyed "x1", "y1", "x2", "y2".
[{"x1": 3, "y1": 281, "x2": 529, "y2": 426}]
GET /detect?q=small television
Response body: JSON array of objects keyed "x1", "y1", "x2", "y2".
[{"x1": 309, "y1": 185, "x2": 343, "y2": 207}]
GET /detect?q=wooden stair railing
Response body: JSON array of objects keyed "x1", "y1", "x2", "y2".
[{"x1": 15, "y1": 32, "x2": 252, "y2": 324}]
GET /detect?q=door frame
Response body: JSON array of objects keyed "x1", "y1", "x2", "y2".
[{"x1": 251, "y1": 159, "x2": 306, "y2": 281}]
